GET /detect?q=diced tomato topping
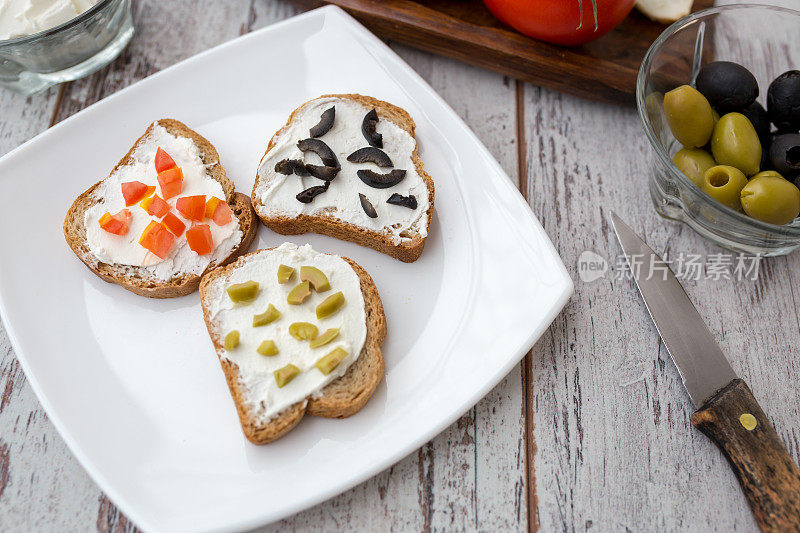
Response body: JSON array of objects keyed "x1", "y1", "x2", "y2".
[
  {"x1": 161, "y1": 212, "x2": 185, "y2": 237},
  {"x1": 144, "y1": 185, "x2": 156, "y2": 198},
  {"x1": 186, "y1": 224, "x2": 214, "y2": 255},
  {"x1": 121, "y1": 181, "x2": 152, "y2": 206},
  {"x1": 138, "y1": 221, "x2": 175, "y2": 259},
  {"x1": 204, "y1": 196, "x2": 233, "y2": 225},
  {"x1": 205, "y1": 196, "x2": 221, "y2": 219},
  {"x1": 176, "y1": 195, "x2": 206, "y2": 222},
  {"x1": 140, "y1": 194, "x2": 170, "y2": 218},
  {"x1": 157, "y1": 167, "x2": 183, "y2": 199},
  {"x1": 212, "y1": 201, "x2": 233, "y2": 225},
  {"x1": 98, "y1": 209, "x2": 132, "y2": 236},
  {"x1": 154, "y1": 147, "x2": 176, "y2": 174}
]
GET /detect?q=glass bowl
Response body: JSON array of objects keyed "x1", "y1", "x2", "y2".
[
  {"x1": 0, "y1": 0, "x2": 133, "y2": 95},
  {"x1": 637, "y1": 4, "x2": 800, "y2": 256}
]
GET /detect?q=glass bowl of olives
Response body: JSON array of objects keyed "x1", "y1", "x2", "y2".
[{"x1": 637, "y1": 4, "x2": 800, "y2": 256}]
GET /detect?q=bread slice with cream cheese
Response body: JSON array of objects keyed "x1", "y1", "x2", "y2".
[
  {"x1": 199, "y1": 243, "x2": 386, "y2": 444},
  {"x1": 251, "y1": 94, "x2": 435, "y2": 263},
  {"x1": 64, "y1": 119, "x2": 258, "y2": 298}
]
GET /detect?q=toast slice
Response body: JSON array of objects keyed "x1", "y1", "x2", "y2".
[
  {"x1": 64, "y1": 119, "x2": 258, "y2": 298},
  {"x1": 252, "y1": 94, "x2": 435, "y2": 263},
  {"x1": 199, "y1": 244, "x2": 386, "y2": 444}
]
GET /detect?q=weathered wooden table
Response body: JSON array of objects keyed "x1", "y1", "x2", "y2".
[{"x1": 1, "y1": 1, "x2": 798, "y2": 531}]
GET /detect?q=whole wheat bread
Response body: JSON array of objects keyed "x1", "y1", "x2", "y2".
[
  {"x1": 251, "y1": 94, "x2": 435, "y2": 263},
  {"x1": 199, "y1": 248, "x2": 387, "y2": 444},
  {"x1": 64, "y1": 119, "x2": 258, "y2": 298}
]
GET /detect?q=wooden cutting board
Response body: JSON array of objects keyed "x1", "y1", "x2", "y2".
[{"x1": 289, "y1": 0, "x2": 714, "y2": 105}]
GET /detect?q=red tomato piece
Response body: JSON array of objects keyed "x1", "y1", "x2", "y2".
[
  {"x1": 98, "y1": 209, "x2": 132, "y2": 236},
  {"x1": 162, "y1": 212, "x2": 186, "y2": 237},
  {"x1": 205, "y1": 196, "x2": 221, "y2": 219},
  {"x1": 212, "y1": 201, "x2": 233, "y2": 225},
  {"x1": 121, "y1": 181, "x2": 151, "y2": 206},
  {"x1": 157, "y1": 167, "x2": 184, "y2": 199},
  {"x1": 154, "y1": 147, "x2": 176, "y2": 173},
  {"x1": 186, "y1": 224, "x2": 214, "y2": 255},
  {"x1": 176, "y1": 195, "x2": 206, "y2": 222},
  {"x1": 138, "y1": 221, "x2": 175, "y2": 259},
  {"x1": 140, "y1": 194, "x2": 170, "y2": 218}
]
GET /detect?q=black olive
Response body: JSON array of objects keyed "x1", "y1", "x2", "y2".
[
  {"x1": 769, "y1": 133, "x2": 800, "y2": 177},
  {"x1": 297, "y1": 138, "x2": 339, "y2": 168},
  {"x1": 296, "y1": 183, "x2": 329, "y2": 204},
  {"x1": 358, "y1": 193, "x2": 378, "y2": 218},
  {"x1": 695, "y1": 61, "x2": 758, "y2": 113},
  {"x1": 739, "y1": 102, "x2": 771, "y2": 141},
  {"x1": 386, "y1": 193, "x2": 417, "y2": 209},
  {"x1": 767, "y1": 70, "x2": 800, "y2": 132},
  {"x1": 275, "y1": 159, "x2": 309, "y2": 176},
  {"x1": 356, "y1": 169, "x2": 406, "y2": 189},
  {"x1": 347, "y1": 146, "x2": 393, "y2": 168},
  {"x1": 305, "y1": 164, "x2": 339, "y2": 181},
  {"x1": 361, "y1": 109, "x2": 383, "y2": 148},
  {"x1": 309, "y1": 106, "x2": 335, "y2": 138}
]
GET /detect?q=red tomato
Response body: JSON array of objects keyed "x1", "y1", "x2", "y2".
[
  {"x1": 161, "y1": 212, "x2": 186, "y2": 237},
  {"x1": 176, "y1": 195, "x2": 207, "y2": 222},
  {"x1": 157, "y1": 167, "x2": 184, "y2": 200},
  {"x1": 99, "y1": 209, "x2": 132, "y2": 236},
  {"x1": 482, "y1": 0, "x2": 636, "y2": 46},
  {"x1": 138, "y1": 221, "x2": 175, "y2": 259},
  {"x1": 121, "y1": 181, "x2": 152, "y2": 206},
  {"x1": 186, "y1": 224, "x2": 213, "y2": 255},
  {"x1": 154, "y1": 147, "x2": 176, "y2": 174},
  {"x1": 140, "y1": 194, "x2": 170, "y2": 218}
]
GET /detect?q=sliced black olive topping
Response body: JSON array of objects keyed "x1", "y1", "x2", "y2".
[
  {"x1": 347, "y1": 146, "x2": 393, "y2": 168},
  {"x1": 361, "y1": 108, "x2": 383, "y2": 148},
  {"x1": 305, "y1": 164, "x2": 340, "y2": 181},
  {"x1": 386, "y1": 193, "x2": 417, "y2": 209},
  {"x1": 297, "y1": 138, "x2": 339, "y2": 168},
  {"x1": 275, "y1": 158, "x2": 309, "y2": 176},
  {"x1": 296, "y1": 183, "x2": 329, "y2": 204},
  {"x1": 309, "y1": 106, "x2": 335, "y2": 138},
  {"x1": 359, "y1": 193, "x2": 378, "y2": 218},
  {"x1": 357, "y1": 169, "x2": 406, "y2": 189}
]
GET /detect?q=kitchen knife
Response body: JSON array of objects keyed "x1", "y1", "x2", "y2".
[{"x1": 610, "y1": 212, "x2": 800, "y2": 532}]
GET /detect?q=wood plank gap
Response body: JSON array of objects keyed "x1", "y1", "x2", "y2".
[
  {"x1": 515, "y1": 78, "x2": 538, "y2": 532},
  {"x1": 48, "y1": 84, "x2": 68, "y2": 127}
]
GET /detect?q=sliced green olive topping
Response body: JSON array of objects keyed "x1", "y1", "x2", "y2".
[
  {"x1": 224, "y1": 330, "x2": 240, "y2": 350},
  {"x1": 316, "y1": 291, "x2": 345, "y2": 319},
  {"x1": 226, "y1": 280, "x2": 259, "y2": 303},
  {"x1": 287, "y1": 281, "x2": 312, "y2": 305},
  {"x1": 315, "y1": 347, "x2": 348, "y2": 375},
  {"x1": 309, "y1": 328, "x2": 340, "y2": 349},
  {"x1": 300, "y1": 266, "x2": 331, "y2": 292},
  {"x1": 253, "y1": 304, "x2": 281, "y2": 327},
  {"x1": 257, "y1": 340, "x2": 278, "y2": 356},
  {"x1": 289, "y1": 322, "x2": 319, "y2": 341},
  {"x1": 277, "y1": 264, "x2": 295, "y2": 284},
  {"x1": 274, "y1": 364, "x2": 300, "y2": 388}
]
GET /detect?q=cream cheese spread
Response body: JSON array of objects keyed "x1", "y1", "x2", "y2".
[
  {"x1": 254, "y1": 97, "x2": 430, "y2": 243},
  {"x1": 205, "y1": 243, "x2": 367, "y2": 422},
  {"x1": 83, "y1": 122, "x2": 241, "y2": 281},
  {"x1": 0, "y1": 0, "x2": 98, "y2": 40}
]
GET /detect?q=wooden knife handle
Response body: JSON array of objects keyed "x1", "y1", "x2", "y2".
[{"x1": 691, "y1": 379, "x2": 800, "y2": 532}]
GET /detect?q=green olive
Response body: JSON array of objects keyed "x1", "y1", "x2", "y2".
[
  {"x1": 253, "y1": 304, "x2": 281, "y2": 327},
  {"x1": 289, "y1": 322, "x2": 318, "y2": 341},
  {"x1": 740, "y1": 175, "x2": 800, "y2": 225},
  {"x1": 315, "y1": 348, "x2": 348, "y2": 375},
  {"x1": 224, "y1": 330, "x2": 239, "y2": 350},
  {"x1": 277, "y1": 264, "x2": 295, "y2": 284},
  {"x1": 664, "y1": 85, "x2": 715, "y2": 148},
  {"x1": 672, "y1": 148, "x2": 716, "y2": 187},
  {"x1": 751, "y1": 170, "x2": 784, "y2": 180},
  {"x1": 300, "y1": 266, "x2": 331, "y2": 292},
  {"x1": 226, "y1": 281, "x2": 259, "y2": 303},
  {"x1": 287, "y1": 281, "x2": 311, "y2": 305},
  {"x1": 702, "y1": 165, "x2": 748, "y2": 211},
  {"x1": 711, "y1": 112, "x2": 762, "y2": 176},
  {"x1": 309, "y1": 328, "x2": 340, "y2": 349},
  {"x1": 274, "y1": 364, "x2": 300, "y2": 388},
  {"x1": 257, "y1": 340, "x2": 278, "y2": 356},
  {"x1": 316, "y1": 292, "x2": 345, "y2": 319}
]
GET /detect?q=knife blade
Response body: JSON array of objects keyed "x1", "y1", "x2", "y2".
[
  {"x1": 610, "y1": 212, "x2": 736, "y2": 407},
  {"x1": 610, "y1": 212, "x2": 800, "y2": 532}
]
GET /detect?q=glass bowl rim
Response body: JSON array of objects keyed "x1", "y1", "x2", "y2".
[
  {"x1": 0, "y1": 0, "x2": 115, "y2": 46},
  {"x1": 635, "y1": 3, "x2": 800, "y2": 237}
]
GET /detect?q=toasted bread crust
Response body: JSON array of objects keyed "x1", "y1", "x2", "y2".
[
  {"x1": 63, "y1": 119, "x2": 258, "y2": 298},
  {"x1": 251, "y1": 94, "x2": 435, "y2": 263},
  {"x1": 199, "y1": 249, "x2": 387, "y2": 444}
]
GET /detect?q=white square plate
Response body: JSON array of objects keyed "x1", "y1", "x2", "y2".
[{"x1": 0, "y1": 7, "x2": 571, "y2": 532}]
